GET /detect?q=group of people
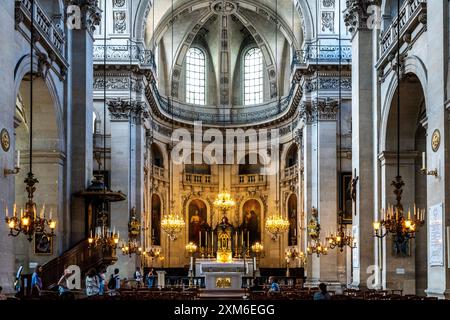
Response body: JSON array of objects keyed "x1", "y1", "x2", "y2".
[
  {"x1": 133, "y1": 267, "x2": 156, "y2": 289},
  {"x1": 249, "y1": 277, "x2": 331, "y2": 300},
  {"x1": 56, "y1": 266, "x2": 121, "y2": 298}
]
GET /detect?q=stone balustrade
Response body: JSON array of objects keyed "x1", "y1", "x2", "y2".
[
  {"x1": 291, "y1": 44, "x2": 352, "y2": 71},
  {"x1": 379, "y1": 0, "x2": 426, "y2": 60},
  {"x1": 93, "y1": 43, "x2": 156, "y2": 71},
  {"x1": 152, "y1": 165, "x2": 165, "y2": 180},
  {"x1": 283, "y1": 164, "x2": 298, "y2": 179},
  {"x1": 184, "y1": 173, "x2": 212, "y2": 185},
  {"x1": 16, "y1": 0, "x2": 66, "y2": 60},
  {"x1": 237, "y1": 174, "x2": 266, "y2": 185}
]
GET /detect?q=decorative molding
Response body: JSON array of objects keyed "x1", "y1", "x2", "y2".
[
  {"x1": 113, "y1": 0, "x2": 126, "y2": 8},
  {"x1": 113, "y1": 11, "x2": 127, "y2": 34},
  {"x1": 321, "y1": 12, "x2": 334, "y2": 33}
]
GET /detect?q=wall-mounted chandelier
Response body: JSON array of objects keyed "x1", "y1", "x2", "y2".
[
  {"x1": 5, "y1": 201, "x2": 56, "y2": 242},
  {"x1": 326, "y1": 211, "x2": 356, "y2": 252}
]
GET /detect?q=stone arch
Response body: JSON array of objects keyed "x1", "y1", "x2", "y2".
[
  {"x1": 150, "y1": 141, "x2": 168, "y2": 168},
  {"x1": 294, "y1": 0, "x2": 314, "y2": 43},
  {"x1": 13, "y1": 55, "x2": 65, "y2": 261},
  {"x1": 379, "y1": 66, "x2": 428, "y2": 294},
  {"x1": 379, "y1": 56, "x2": 428, "y2": 152},
  {"x1": 280, "y1": 142, "x2": 298, "y2": 172}
]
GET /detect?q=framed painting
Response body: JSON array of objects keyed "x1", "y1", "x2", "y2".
[
  {"x1": 340, "y1": 172, "x2": 353, "y2": 224},
  {"x1": 34, "y1": 233, "x2": 53, "y2": 255}
]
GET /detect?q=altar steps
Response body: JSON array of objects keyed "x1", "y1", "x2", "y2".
[{"x1": 197, "y1": 290, "x2": 247, "y2": 300}]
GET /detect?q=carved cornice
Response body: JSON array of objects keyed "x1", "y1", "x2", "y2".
[
  {"x1": 66, "y1": 0, "x2": 102, "y2": 35},
  {"x1": 107, "y1": 98, "x2": 149, "y2": 124}
]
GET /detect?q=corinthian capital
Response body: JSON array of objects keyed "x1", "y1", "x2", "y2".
[
  {"x1": 107, "y1": 98, "x2": 149, "y2": 124},
  {"x1": 66, "y1": 0, "x2": 102, "y2": 35},
  {"x1": 344, "y1": 0, "x2": 381, "y2": 34}
]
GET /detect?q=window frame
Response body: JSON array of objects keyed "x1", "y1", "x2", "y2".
[
  {"x1": 242, "y1": 46, "x2": 264, "y2": 106},
  {"x1": 185, "y1": 47, "x2": 207, "y2": 106}
]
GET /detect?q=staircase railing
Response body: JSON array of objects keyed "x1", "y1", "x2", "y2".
[{"x1": 41, "y1": 239, "x2": 118, "y2": 289}]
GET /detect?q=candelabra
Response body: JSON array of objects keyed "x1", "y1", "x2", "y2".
[
  {"x1": 326, "y1": 211, "x2": 357, "y2": 252},
  {"x1": 186, "y1": 242, "x2": 197, "y2": 280},
  {"x1": 251, "y1": 242, "x2": 263, "y2": 276},
  {"x1": 373, "y1": 176, "x2": 425, "y2": 245},
  {"x1": 88, "y1": 225, "x2": 120, "y2": 249},
  {"x1": 5, "y1": 174, "x2": 56, "y2": 242}
]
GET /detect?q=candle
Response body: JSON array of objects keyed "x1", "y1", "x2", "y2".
[
  {"x1": 20, "y1": 208, "x2": 23, "y2": 218},
  {"x1": 247, "y1": 231, "x2": 250, "y2": 248},
  {"x1": 199, "y1": 231, "x2": 202, "y2": 247},
  {"x1": 407, "y1": 209, "x2": 410, "y2": 220},
  {"x1": 16, "y1": 150, "x2": 20, "y2": 168},
  {"x1": 422, "y1": 152, "x2": 426, "y2": 170},
  {"x1": 241, "y1": 230, "x2": 244, "y2": 247},
  {"x1": 33, "y1": 206, "x2": 36, "y2": 220},
  {"x1": 13, "y1": 203, "x2": 16, "y2": 217},
  {"x1": 235, "y1": 231, "x2": 238, "y2": 251},
  {"x1": 206, "y1": 231, "x2": 208, "y2": 249},
  {"x1": 49, "y1": 208, "x2": 53, "y2": 220},
  {"x1": 5, "y1": 204, "x2": 9, "y2": 217}
]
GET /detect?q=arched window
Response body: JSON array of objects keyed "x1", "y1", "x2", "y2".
[
  {"x1": 244, "y1": 48, "x2": 263, "y2": 105},
  {"x1": 186, "y1": 48, "x2": 206, "y2": 105}
]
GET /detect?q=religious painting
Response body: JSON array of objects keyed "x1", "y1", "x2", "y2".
[
  {"x1": 340, "y1": 172, "x2": 353, "y2": 224},
  {"x1": 34, "y1": 232, "x2": 52, "y2": 255},
  {"x1": 287, "y1": 194, "x2": 298, "y2": 246},
  {"x1": 241, "y1": 199, "x2": 261, "y2": 245},
  {"x1": 188, "y1": 199, "x2": 207, "y2": 245},
  {"x1": 151, "y1": 194, "x2": 161, "y2": 246}
]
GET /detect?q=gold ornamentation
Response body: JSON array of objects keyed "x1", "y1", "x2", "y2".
[
  {"x1": 216, "y1": 277, "x2": 232, "y2": 288},
  {"x1": 431, "y1": 129, "x2": 440, "y2": 152},
  {"x1": 1, "y1": 128, "x2": 10, "y2": 152}
]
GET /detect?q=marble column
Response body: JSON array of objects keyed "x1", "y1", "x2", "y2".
[
  {"x1": 68, "y1": 0, "x2": 101, "y2": 244},
  {"x1": 426, "y1": 0, "x2": 449, "y2": 299},
  {"x1": 350, "y1": 26, "x2": 376, "y2": 289},
  {"x1": 301, "y1": 101, "x2": 315, "y2": 279},
  {"x1": 108, "y1": 98, "x2": 144, "y2": 279},
  {"x1": 315, "y1": 99, "x2": 339, "y2": 283},
  {"x1": 0, "y1": 0, "x2": 16, "y2": 293}
]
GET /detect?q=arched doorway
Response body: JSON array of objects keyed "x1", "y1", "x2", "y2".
[
  {"x1": 241, "y1": 199, "x2": 261, "y2": 245},
  {"x1": 188, "y1": 199, "x2": 208, "y2": 245},
  {"x1": 288, "y1": 194, "x2": 298, "y2": 246},
  {"x1": 151, "y1": 194, "x2": 162, "y2": 246},
  {"x1": 382, "y1": 72, "x2": 427, "y2": 295}
]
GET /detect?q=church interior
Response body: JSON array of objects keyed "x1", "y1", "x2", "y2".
[{"x1": 0, "y1": 0, "x2": 449, "y2": 301}]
